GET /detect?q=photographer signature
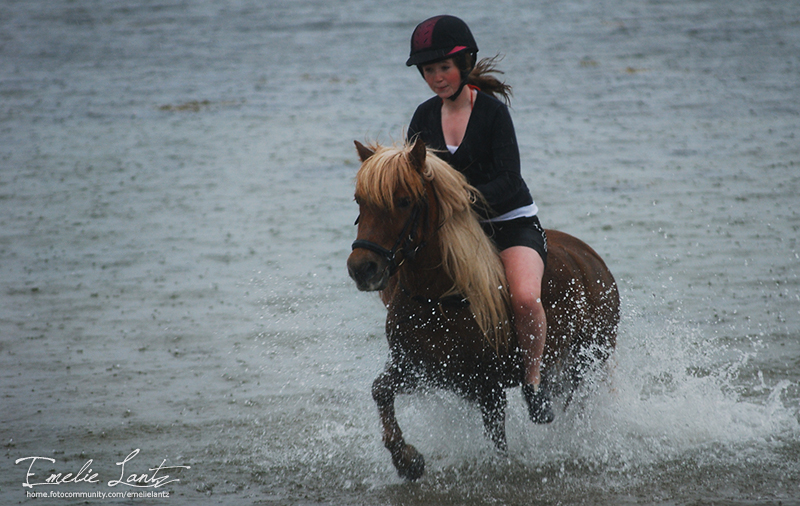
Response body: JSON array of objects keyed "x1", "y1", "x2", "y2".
[{"x1": 16, "y1": 449, "x2": 190, "y2": 489}]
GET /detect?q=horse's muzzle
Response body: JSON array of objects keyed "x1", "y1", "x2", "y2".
[{"x1": 347, "y1": 252, "x2": 389, "y2": 292}]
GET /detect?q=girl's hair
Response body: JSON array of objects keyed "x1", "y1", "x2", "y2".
[{"x1": 458, "y1": 53, "x2": 513, "y2": 104}]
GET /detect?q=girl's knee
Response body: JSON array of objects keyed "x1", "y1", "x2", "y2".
[{"x1": 512, "y1": 294, "x2": 545, "y2": 317}]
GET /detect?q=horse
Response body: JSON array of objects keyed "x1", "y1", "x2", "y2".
[{"x1": 346, "y1": 138, "x2": 620, "y2": 481}]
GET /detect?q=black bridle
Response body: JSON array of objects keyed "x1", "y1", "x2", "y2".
[{"x1": 351, "y1": 199, "x2": 429, "y2": 277}]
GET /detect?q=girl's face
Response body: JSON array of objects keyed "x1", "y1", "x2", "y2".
[{"x1": 421, "y1": 58, "x2": 462, "y2": 99}]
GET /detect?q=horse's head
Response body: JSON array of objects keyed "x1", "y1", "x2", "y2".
[{"x1": 347, "y1": 139, "x2": 434, "y2": 292}]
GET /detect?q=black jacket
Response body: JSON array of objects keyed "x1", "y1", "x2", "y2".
[{"x1": 407, "y1": 90, "x2": 534, "y2": 219}]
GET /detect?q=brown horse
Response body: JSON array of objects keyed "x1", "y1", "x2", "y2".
[{"x1": 347, "y1": 139, "x2": 620, "y2": 480}]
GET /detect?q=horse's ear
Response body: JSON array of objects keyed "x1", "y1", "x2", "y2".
[
  {"x1": 354, "y1": 141, "x2": 374, "y2": 162},
  {"x1": 408, "y1": 137, "x2": 427, "y2": 171}
]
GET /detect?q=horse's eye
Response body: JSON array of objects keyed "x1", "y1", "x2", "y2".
[{"x1": 397, "y1": 197, "x2": 411, "y2": 209}]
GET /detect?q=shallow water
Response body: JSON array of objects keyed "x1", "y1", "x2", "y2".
[{"x1": 1, "y1": 0, "x2": 799, "y2": 504}]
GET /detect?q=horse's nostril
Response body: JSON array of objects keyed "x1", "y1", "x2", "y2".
[{"x1": 351, "y1": 260, "x2": 378, "y2": 283}]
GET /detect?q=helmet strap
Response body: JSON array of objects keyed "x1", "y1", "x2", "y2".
[
  {"x1": 446, "y1": 65, "x2": 473, "y2": 101},
  {"x1": 447, "y1": 80, "x2": 467, "y2": 101}
]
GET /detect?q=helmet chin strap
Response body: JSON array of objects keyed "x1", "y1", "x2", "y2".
[
  {"x1": 447, "y1": 79, "x2": 468, "y2": 101},
  {"x1": 447, "y1": 66, "x2": 473, "y2": 101}
]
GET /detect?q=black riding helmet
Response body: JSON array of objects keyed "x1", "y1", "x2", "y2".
[
  {"x1": 406, "y1": 15, "x2": 478, "y2": 67},
  {"x1": 406, "y1": 15, "x2": 478, "y2": 100}
]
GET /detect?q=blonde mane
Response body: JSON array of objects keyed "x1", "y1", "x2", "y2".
[{"x1": 355, "y1": 142, "x2": 513, "y2": 351}]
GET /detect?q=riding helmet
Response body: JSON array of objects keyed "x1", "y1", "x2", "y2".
[{"x1": 406, "y1": 15, "x2": 478, "y2": 67}]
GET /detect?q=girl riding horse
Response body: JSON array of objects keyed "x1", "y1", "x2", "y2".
[{"x1": 405, "y1": 15, "x2": 552, "y2": 422}]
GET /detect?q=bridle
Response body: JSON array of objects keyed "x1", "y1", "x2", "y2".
[{"x1": 351, "y1": 198, "x2": 429, "y2": 277}]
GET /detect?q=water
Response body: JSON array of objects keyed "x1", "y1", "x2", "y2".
[{"x1": 1, "y1": 0, "x2": 798, "y2": 504}]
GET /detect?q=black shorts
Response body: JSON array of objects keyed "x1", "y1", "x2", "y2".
[{"x1": 481, "y1": 215, "x2": 548, "y2": 268}]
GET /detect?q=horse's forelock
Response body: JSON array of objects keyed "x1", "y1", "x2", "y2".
[{"x1": 356, "y1": 144, "x2": 427, "y2": 209}]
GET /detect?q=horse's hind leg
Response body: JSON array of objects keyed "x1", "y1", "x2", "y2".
[
  {"x1": 564, "y1": 341, "x2": 614, "y2": 409},
  {"x1": 478, "y1": 386, "x2": 508, "y2": 452},
  {"x1": 372, "y1": 367, "x2": 425, "y2": 481}
]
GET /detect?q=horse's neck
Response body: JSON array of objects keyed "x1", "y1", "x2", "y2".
[
  {"x1": 398, "y1": 240, "x2": 454, "y2": 300},
  {"x1": 400, "y1": 269, "x2": 453, "y2": 300}
]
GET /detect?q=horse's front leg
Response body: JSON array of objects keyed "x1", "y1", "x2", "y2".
[
  {"x1": 479, "y1": 386, "x2": 508, "y2": 452},
  {"x1": 372, "y1": 367, "x2": 425, "y2": 480}
]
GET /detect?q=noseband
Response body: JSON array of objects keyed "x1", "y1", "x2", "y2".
[{"x1": 351, "y1": 199, "x2": 429, "y2": 277}]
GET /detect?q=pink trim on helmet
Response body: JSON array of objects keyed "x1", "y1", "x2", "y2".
[{"x1": 447, "y1": 45, "x2": 468, "y2": 55}]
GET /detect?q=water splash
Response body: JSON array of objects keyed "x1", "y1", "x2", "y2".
[{"x1": 320, "y1": 300, "x2": 800, "y2": 502}]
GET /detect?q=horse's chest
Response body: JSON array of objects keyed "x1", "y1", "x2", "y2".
[{"x1": 386, "y1": 301, "x2": 485, "y2": 364}]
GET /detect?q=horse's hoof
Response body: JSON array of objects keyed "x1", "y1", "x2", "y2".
[{"x1": 393, "y1": 444, "x2": 425, "y2": 481}]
